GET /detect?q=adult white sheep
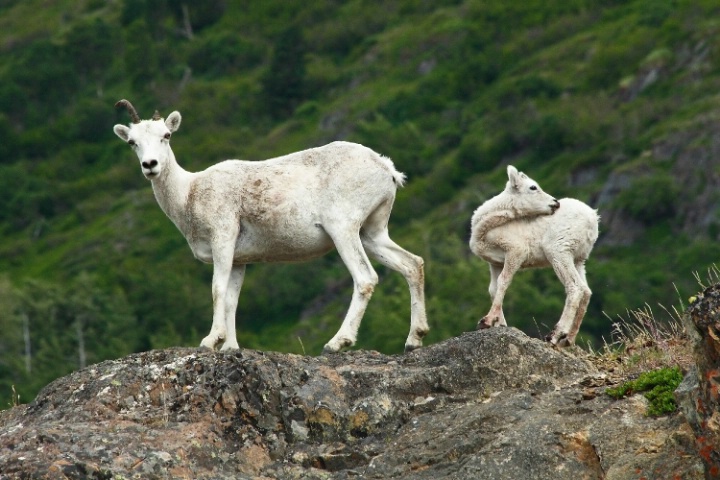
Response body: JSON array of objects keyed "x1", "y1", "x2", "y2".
[
  {"x1": 469, "y1": 165, "x2": 599, "y2": 346},
  {"x1": 113, "y1": 99, "x2": 428, "y2": 353}
]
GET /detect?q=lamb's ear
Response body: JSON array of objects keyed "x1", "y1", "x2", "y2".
[
  {"x1": 166, "y1": 111, "x2": 182, "y2": 133},
  {"x1": 113, "y1": 124, "x2": 130, "y2": 142},
  {"x1": 507, "y1": 165, "x2": 521, "y2": 190}
]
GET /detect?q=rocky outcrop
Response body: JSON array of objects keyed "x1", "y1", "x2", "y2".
[
  {"x1": 679, "y1": 283, "x2": 720, "y2": 478},
  {"x1": 0, "y1": 327, "x2": 707, "y2": 479}
]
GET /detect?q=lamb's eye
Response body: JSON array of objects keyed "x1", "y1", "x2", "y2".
[
  {"x1": 530, "y1": 185, "x2": 538, "y2": 191},
  {"x1": 128, "y1": 139, "x2": 136, "y2": 147},
  {"x1": 163, "y1": 133, "x2": 171, "y2": 140}
]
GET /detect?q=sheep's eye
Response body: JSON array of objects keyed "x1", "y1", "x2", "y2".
[
  {"x1": 529, "y1": 185, "x2": 538, "y2": 191},
  {"x1": 128, "y1": 139, "x2": 136, "y2": 147},
  {"x1": 163, "y1": 133, "x2": 171, "y2": 140}
]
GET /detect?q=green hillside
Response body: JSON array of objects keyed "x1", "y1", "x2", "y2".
[{"x1": 2, "y1": 0, "x2": 720, "y2": 403}]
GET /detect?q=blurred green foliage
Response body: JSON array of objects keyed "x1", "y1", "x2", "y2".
[{"x1": 0, "y1": 0, "x2": 719, "y2": 406}]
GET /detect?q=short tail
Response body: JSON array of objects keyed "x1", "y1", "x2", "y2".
[{"x1": 379, "y1": 154, "x2": 406, "y2": 187}]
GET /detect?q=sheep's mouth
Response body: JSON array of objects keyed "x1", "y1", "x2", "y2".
[{"x1": 550, "y1": 201, "x2": 560, "y2": 213}]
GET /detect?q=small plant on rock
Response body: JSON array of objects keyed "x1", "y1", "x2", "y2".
[{"x1": 605, "y1": 366, "x2": 683, "y2": 416}]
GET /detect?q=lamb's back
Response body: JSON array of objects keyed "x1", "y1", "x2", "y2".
[
  {"x1": 475, "y1": 198, "x2": 598, "y2": 266},
  {"x1": 538, "y1": 198, "x2": 599, "y2": 259}
]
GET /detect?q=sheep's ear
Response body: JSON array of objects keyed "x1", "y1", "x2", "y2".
[
  {"x1": 166, "y1": 111, "x2": 182, "y2": 133},
  {"x1": 113, "y1": 124, "x2": 130, "y2": 142},
  {"x1": 507, "y1": 165, "x2": 521, "y2": 190}
]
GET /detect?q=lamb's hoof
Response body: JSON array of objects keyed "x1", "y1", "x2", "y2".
[{"x1": 545, "y1": 332, "x2": 571, "y2": 348}]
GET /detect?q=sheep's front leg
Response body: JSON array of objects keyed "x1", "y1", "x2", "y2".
[
  {"x1": 200, "y1": 240, "x2": 236, "y2": 350},
  {"x1": 478, "y1": 261, "x2": 516, "y2": 330},
  {"x1": 219, "y1": 264, "x2": 245, "y2": 351},
  {"x1": 323, "y1": 231, "x2": 378, "y2": 353}
]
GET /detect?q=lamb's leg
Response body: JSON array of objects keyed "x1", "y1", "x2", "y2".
[
  {"x1": 565, "y1": 261, "x2": 591, "y2": 345},
  {"x1": 219, "y1": 264, "x2": 246, "y2": 352},
  {"x1": 546, "y1": 256, "x2": 591, "y2": 346},
  {"x1": 323, "y1": 229, "x2": 378, "y2": 353},
  {"x1": 478, "y1": 263, "x2": 506, "y2": 329},
  {"x1": 200, "y1": 239, "x2": 236, "y2": 350},
  {"x1": 478, "y1": 260, "x2": 518, "y2": 329},
  {"x1": 362, "y1": 230, "x2": 428, "y2": 353}
]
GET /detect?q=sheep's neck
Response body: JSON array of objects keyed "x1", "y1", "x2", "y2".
[{"x1": 150, "y1": 150, "x2": 193, "y2": 234}]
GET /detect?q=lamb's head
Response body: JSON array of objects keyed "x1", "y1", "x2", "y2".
[
  {"x1": 505, "y1": 165, "x2": 560, "y2": 217},
  {"x1": 113, "y1": 99, "x2": 182, "y2": 180}
]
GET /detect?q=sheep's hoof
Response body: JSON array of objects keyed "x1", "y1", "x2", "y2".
[
  {"x1": 321, "y1": 345, "x2": 339, "y2": 355},
  {"x1": 322, "y1": 337, "x2": 353, "y2": 354},
  {"x1": 219, "y1": 342, "x2": 240, "y2": 352},
  {"x1": 404, "y1": 343, "x2": 422, "y2": 353},
  {"x1": 403, "y1": 328, "x2": 428, "y2": 353},
  {"x1": 476, "y1": 318, "x2": 493, "y2": 330},
  {"x1": 200, "y1": 333, "x2": 226, "y2": 350}
]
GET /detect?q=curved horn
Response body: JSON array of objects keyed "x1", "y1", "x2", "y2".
[
  {"x1": 152, "y1": 110, "x2": 162, "y2": 121},
  {"x1": 115, "y1": 99, "x2": 141, "y2": 124}
]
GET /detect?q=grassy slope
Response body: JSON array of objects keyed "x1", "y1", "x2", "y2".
[{"x1": 1, "y1": 0, "x2": 720, "y2": 401}]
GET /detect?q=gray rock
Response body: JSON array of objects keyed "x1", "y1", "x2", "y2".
[{"x1": 0, "y1": 327, "x2": 705, "y2": 479}]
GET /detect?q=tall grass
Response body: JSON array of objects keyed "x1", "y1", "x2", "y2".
[{"x1": 589, "y1": 268, "x2": 720, "y2": 376}]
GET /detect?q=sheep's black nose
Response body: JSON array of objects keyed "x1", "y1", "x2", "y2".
[
  {"x1": 142, "y1": 159, "x2": 158, "y2": 169},
  {"x1": 551, "y1": 199, "x2": 560, "y2": 211}
]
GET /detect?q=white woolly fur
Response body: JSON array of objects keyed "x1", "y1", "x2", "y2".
[
  {"x1": 469, "y1": 165, "x2": 599, "y2": 346},
  {"x1": 113, "y1": 100, "x2": 428, "y2": 353}
]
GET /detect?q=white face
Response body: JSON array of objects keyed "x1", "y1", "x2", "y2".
[
  {"x1": 506, "y1": 165, "x2": 560, "y2": 216},
  {"x1": 113, "y1": 111, "x2": 182, "y2": 180}
]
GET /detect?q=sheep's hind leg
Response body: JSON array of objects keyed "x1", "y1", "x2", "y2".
[
  {"x1": 362, "y1": 229, "x2": 428, "y2": 352},
  {"x1": 323, "y1": 228, "x2": 378, "y2": 354},
  {"x1": 219, "y1": 264, "x2": 246, "y2": 352}
]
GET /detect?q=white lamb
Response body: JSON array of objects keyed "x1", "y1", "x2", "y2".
[
  {"x1": 112, "y1": 99, "x2": 428, "y2": 354},
  {"x1": 469, "y1": 165, "x2": 599, "y2": 346}
]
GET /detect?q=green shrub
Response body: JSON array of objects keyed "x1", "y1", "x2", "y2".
[
  {"x1": 606, "y1": 366, "x2": 683, "y2": 416},
  {"x1": 188, "y1": 32, "x2": 264, "y2": 78},
  {"x1": 614, "y1": 173, "x2": 679, "y2": 224},
  {"x1": 262, "y1": 25, "x2": 307, "y2": 119},
  {"x1": 495, "y1": 75, "x2": 562, "y2": 106},
  {"x1": 526, "y1": 113, "x2": 571, "y2": 160}
]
